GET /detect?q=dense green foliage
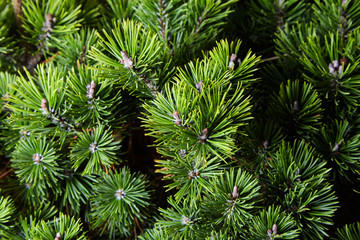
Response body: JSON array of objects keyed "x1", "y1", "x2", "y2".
[{"x1": 1, "y1": 0, "x2": 360, "y2": 239}]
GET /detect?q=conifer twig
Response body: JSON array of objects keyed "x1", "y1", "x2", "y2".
[
  {"x1": 262, "y1": 56, "x2": 279, "y2": 62},
  {"x1": 1, "y1": 159, "x2": 10, "y2": 169},
  {"x1": 0, "y1": 160, "x2": 10, "y2": 176},
  {"x1": 135, "y1": 216, "x2": 143, "y2": 233},
  {"x1": 0, "y1": 169, "x2": 12, "y2": 179},
  {"x1": 12, "y1": 0, "x2": 23, "y2": 27}
]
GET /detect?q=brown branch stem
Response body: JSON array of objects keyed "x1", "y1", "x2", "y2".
[{"x1": 0, "y1": 169, "x2": 12, "y2": 179}]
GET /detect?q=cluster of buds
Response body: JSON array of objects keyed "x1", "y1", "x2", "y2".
[
  {"x1": 171, "y1": 110, "x2": 190, "y2": 129},
  {"x1": 120, "y1": 51, "x2": 133, "y2": 69},
  {"x1": 181, "y1": 216, "x2": 191, "y2": 225},
  {"x1": 196, "y1": 81, "x2": 203, "y2": 93},
  {"x1": 54, "y1": 232, "x2": 61, "y2": 240},
  {"x1": 228, "y1": 53, "x2": 242, "y2": 70},
  {"x1": 329, "y1": 58, "x2": 346, "y2": 77},
  {"x1": 89, "y1": 142, "x2": 98, "y2": 153},
  {"x1": 42, "y1": 13, "x2": 56, "y2": 33},
  {"x1": 332, "y1": 139, "x2": 343, "y2": 154},
  {"x1": 41, "y1": 98, "x2": 49, "y2": 115},
  {"x1": 32, "y1": 153, "x2": 43, "y2": 165},
  {"x1": 173, "y1": 110, "x2": 182, "y2": 126},
  {"x1": 228, "y1": 186, "x2": 239, "y2": 202},
  {"x1": 267, "y1": 224, "x2": 279, "y2": 239},
  {"x1": 86, "y1": 80, "x2": 96, "y2": 100},
  {"x1": 20, "y1": 130, "x2": 31, "y2": 138},
  {"x1": 188, "y1": 169, "x2": 200, "y2": 180},
  {"x1": 121, "y1": 52, "x2": 157, "y2": 97},
  {"x1": 115, "y1": 189, "x2": 126, "y2": 200},
  {"x1": 198, "y1": 128, "x2": 209, "y2": 143}
]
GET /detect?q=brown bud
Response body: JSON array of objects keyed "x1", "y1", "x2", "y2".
[
  {"x1": 199, "y1": 128, "x2": 208, "y2": 143},
  {"x1": 54, "y1": 232, "x2": 61, "y2": 240},
  {"x1": 44, "y1": 13, "x2": 56, "y2": 29},
  {"x1": 115, "y1": 189, "x2": 126, "y2": 200},
  {"x1": 41, "y1": 98, "x2": 48, "y2": 114},
  {"x1": 229, "y1": 53, "x2": 237, "y2": 70},
  {"x1": 45, "y1": 13, "x2": 56, "y2": 24},
  {"x1": 340, "y1": 57, "x2": 347, "y2": 65},
  {"x1": 272, "y1": 224, "x2": 277, "y2": 235},
  {"x1": 32, "y1": 153, "x2": 42, "y2": 164},
  {"x1": 181, "y1": 216, "x2": 190, "y2": 225},
  {"x1": 188, "y1": 170, "x2": 195, "y2": 179},
  {"x1": 120, "y1": 51, "x2": 133, "y2": 69},
  {"x1": 173, "y1": 110, "x2": 182, "y2": 126},
  {"x1": 86, "y1": 81, "x2": 96, "y2": 99},
  {"x1": 231, "y1": 186, "x2": 238, "y2": 199},
  {"x1": 45, "y1": 13, "x2": 53, "y2": 21},
  {"x1": 20, "y1": 130, "x2": 30, "y2": 137},
  {"x1": 89, "y1": 142, "x2": 98, "y2": 153}
]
